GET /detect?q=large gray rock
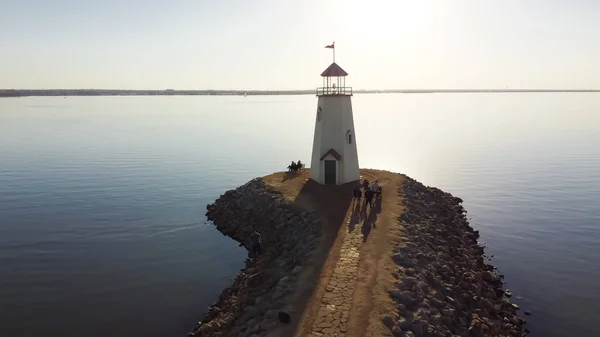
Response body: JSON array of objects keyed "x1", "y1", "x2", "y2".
[{"x1": 389, "y1": 290, "x2": 417, "y2": 307}]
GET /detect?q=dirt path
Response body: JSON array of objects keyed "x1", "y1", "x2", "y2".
[
  {"x1": 262, "y1": 170, "x2": 354, "y2": 337},
  {"x1": 268, "y1": 169, "x2": 405, "y2": 337},
  {"x1": 346, "y1": 172, "x2": 405, "y2": 337}
]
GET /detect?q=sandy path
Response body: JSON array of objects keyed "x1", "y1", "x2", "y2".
[{"x1": 281, "y1": 170, "x2": 405, "y2": 337}]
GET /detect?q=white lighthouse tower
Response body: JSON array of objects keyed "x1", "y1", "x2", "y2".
[{"x1": 310, "y1": 48, "x2": 360, "y2": 185}]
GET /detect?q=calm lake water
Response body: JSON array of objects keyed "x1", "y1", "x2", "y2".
[{"x1": 1, "y1": 94, "x2": 599, "y2": 337}]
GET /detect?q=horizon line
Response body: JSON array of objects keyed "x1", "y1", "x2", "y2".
[
  {"x1": 2, "y1": 88, "x2": 600, "y2": 91},
  {"x1": 2, "y1": 88, "x2": 600, "y2": 98}
]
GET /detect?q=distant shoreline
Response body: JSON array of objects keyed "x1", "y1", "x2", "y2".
[{"x1": 1, "y1": 89, "x2": 599, "y2": 97}]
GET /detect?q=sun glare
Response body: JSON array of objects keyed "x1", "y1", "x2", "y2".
[{"x1": 340, "y1": 0, "x2": 432, "y2": 42}]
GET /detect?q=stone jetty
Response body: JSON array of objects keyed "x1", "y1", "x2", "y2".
[
  {"x1": 189, "y1": 169, "x2": 525, "y2": 337},
  {"x1": 192, "y1": 177, "x2": 322, "y2": 336},
  {"x1": 388, "y1": 177, "x2": 524, "y2": 337}
]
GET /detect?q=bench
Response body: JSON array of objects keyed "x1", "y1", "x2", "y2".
[{"x1": 287, "y1": 163, "x2": 305, "y2": 172}]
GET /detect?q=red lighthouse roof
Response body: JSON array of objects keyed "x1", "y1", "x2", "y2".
[{"x1": 320, "y1": 62, "x2": 348, "y2": 77}]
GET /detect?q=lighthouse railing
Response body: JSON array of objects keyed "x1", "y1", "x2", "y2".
[{"x1": 315, "y1": 86, "x2": 353, "y2": 96}]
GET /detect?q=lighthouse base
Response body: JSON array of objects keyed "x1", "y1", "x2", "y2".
[{"x1": 309, "y1": 95, "x2": 360, "y2": 185}]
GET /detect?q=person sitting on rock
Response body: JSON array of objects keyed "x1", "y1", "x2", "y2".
[
  {"x1": 297, "y1": 160, "x2": 303, "y2": 170},
  {"x1": 249, "y1": 229, "x2": 262, "y2": 256}
]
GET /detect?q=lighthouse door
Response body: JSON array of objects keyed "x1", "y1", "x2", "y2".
[{"x1": 324, "y1": 160, "x2": 336, "y2": 185}]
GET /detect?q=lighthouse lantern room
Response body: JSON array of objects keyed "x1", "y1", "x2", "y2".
[{"x1": 310, "y1": 48, "x2": 360, "y2": 185}]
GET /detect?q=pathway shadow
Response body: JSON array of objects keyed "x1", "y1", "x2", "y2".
[
  {"x1": 362, "y1": 207, "x2": 378, "y2": 242},
  {"x1": 285, "y1": 178, "x2": 354, "y2": 336},
  {"x1": 374, "y1": 194, "x2": 383, "y2": 214},
  {"x1": 359, "y1": 202, "x2": 367, "y2": 222},
  {"x1": 348, "y1": 201, "x2": 361, "y2": 232}
]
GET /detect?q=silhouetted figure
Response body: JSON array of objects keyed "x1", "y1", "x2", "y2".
[
  {"x1": 365, "y1": 188, "x2": 374, "y2": 208},
  {"x1": 353, "y1": 184, "x2": 362, "y2": 203},
  {"x1": 249, "y1": 229, "x2": 262, "y2": 256},
  {"x1": 297, "y1": 160, "x2": 303, "y2": 169}
]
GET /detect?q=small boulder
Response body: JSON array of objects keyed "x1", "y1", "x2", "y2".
[
  {"x1": 441, "y1": 308, "x2": 454, "y2": 317},
  {"x1": 382, "y1": 316, "x2": 395, "y2": 330},
  {"x1": 278, "y1": 311, "x2": 291, "y2": 324},
  {"x1": 390, "y1": 290, "x2": 416, "y2": 306},
  {"x1": 398, "y1": 317, "x2": 412, "y2": 331},
  {"x1": 410, "y1": 320, "x2": 426, "y2": 337},
  {"x1": 402, "y1": 330, "x2": 415, "y2": 337}
]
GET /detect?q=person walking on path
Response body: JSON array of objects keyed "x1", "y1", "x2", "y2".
[
  {"x1": 353, "y1": 183, "x2": 362, "y2": 205},
  {"x1": 371, "y1": 180, "x2": 379, "y2": 193},
  {"x1": 371, "y1": 179, "x2": 380, "y2": 200},
  {"x1": 365, "y1": 188, "x2": 374, "y2": 209},
  {"x1": 363, "y1": 179, "x2": 370, "y2": 202}
]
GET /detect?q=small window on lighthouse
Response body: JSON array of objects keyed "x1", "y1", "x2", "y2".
[
  {"x1": 317, "y1": 107, "x2": 322, "y2": 121},
  {"x1": 348, "y1": 133, "x2": 353, "y2": 144}
]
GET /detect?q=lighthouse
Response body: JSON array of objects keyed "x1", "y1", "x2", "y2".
[{"x1": 310, "y1": 45, "x2": 360, "y2": 185}]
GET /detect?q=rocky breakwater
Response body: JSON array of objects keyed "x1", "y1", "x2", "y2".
[
  {"x1": 190, "y1": 178, "x2": 321, "y2": 337},
  {"x1": 387, "y1": 177, "x2": 524, "y2": 337}
]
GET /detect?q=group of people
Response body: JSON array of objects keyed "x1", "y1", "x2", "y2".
[
  {"x1": 353, "y1": 178, "x2": 381, "y2": 209},
  {"x1": 287, "y1": 160, "x2": 304, "y2": 172}
]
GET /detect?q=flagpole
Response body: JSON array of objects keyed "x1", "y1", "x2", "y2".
[{"x1": 333, "y1": 42, "x2": 335, "y2": 63}]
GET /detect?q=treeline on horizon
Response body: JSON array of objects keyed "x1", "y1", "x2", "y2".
[
  {"x1": 1, "y1": 88, "x2": 599, "y2": 97},
  {"x1": 0, "y1": 89, "x2": 314, "y2": 97}
]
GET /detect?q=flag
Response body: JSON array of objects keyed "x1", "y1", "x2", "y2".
[{"x1": 325, "y1": 42, "x2": 335, "y2": 49}]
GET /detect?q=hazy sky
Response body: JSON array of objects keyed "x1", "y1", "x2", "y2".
[{"x1": 1, "y1": 0, "x2": 599, "y2": 89}]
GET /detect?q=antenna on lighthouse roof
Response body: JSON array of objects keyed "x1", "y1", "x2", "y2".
[{"x1": 324, "y1": 41, "x2": 335, "y2": 63}]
